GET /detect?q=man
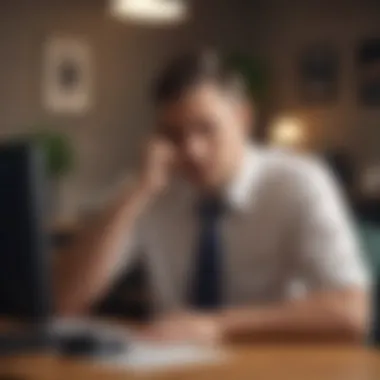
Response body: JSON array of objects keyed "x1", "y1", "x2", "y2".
[{"x1": 56, "y1": 51, "x2": 370, "y2": 343}]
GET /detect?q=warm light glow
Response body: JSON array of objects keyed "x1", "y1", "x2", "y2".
[
  {"x1": 110, "y1": 0, "x2": 188, "y2": 24},
  {"x1": 270, "y1": 117, "x2": 305, "y2": 148}
]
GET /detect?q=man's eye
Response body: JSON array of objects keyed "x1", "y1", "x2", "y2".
[
  {"x1": 196, "y1": 122, "x2": 214, "y2": 135},
  {"x1": 163, "y1": 129, "x2": 182, "y2": 144}
]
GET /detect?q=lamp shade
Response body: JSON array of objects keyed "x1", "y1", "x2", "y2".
[
  {"x1": 270, "y1": 117, "x2": 305, "y2": 148},
  {"x1": 110, "y1": 0, "x2": 188, "y2": 24}
]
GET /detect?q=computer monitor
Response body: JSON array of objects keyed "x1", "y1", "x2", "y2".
[
  {"x1": 0, "y1": 142, "x2": 129, "y2": 357},
  {"x1": 0, "y1": 141, "x2": 51, "y2": 323}
]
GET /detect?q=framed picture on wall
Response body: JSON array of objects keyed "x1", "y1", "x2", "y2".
[
  {"x1": 297, "y1": 44, "x2": 339, "y2": 104},
  {"x1": 42, "y1": 36, "x2": 93, "y2": 115},
  {"x1": 357, "y1": 38, "x2": 380, "y2": 106}
]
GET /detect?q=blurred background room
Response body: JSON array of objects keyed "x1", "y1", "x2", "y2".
[{"x1": 1, "y1": 0, "x2": 380, "y2": 320}]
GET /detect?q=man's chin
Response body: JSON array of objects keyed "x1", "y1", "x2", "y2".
[{"x1": 186, "y1": 176, "x2": 221, "y2": 193}]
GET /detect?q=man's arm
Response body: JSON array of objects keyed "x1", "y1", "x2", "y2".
[
  {"x1": 54, "y1": 186, "x2": 150, "y2": 317},
  {"x1": 218, "y1": 288, "x2": 369, "y2": 343},
  {"x1": 55, "y1": 138, "x2": 175, "y2": 317},
  {"x1": 143, "y1": 288, "x2": 369, "y2": 344}
]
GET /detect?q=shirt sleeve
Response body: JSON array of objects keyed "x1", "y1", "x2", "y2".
[{"x1": 290, "y1": 159, "x2": 370, "y2": 293}]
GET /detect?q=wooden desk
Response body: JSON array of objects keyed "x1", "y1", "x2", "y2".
[{"x1": 1, "y1": 345, "x2": 380, "y2": 380}]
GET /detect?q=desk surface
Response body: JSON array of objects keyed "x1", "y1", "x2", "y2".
[{"x1": 1, "y1": 346, "x2": 380, "y2": 380}]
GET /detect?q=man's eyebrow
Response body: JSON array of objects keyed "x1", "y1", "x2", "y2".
[
  {"x1": 156, "y1": 123, "x2": 179, "y2": 138},
  {"x1": 157, "y1": 120, "x2": 180, "y2": 131}
]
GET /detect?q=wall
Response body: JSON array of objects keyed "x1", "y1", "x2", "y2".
[
  {"x1": 0, "y1": 0, "x2": 251, "y2": 224},
  {"x1": 4, "y1": 0, "x2": 379, "y2": 223},
  {"x1": 250, "y1": 0, "x2": 380, "y2": 166}
]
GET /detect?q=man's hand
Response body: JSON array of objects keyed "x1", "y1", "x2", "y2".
[
  {"x1": 140, "y1": 312, "x2": 223, "y2": 345},
  {"x1": 137, "y1": 137, "x2": 177, "y2": 198}
]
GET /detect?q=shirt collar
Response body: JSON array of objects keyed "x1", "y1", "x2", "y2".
[
  {"x1": 223, "y1": 143, "x2": 262, "y2": 212},
  {"x1": 178, "y1": 143, "x2": 262, "y2": 214}
]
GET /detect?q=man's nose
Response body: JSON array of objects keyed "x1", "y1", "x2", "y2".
[{"x1": 182, "y1": 137, "x2": 205, "y2": 159}]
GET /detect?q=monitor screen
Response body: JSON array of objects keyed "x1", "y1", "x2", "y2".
[{"x1": 0, "y1": 142, "x2": 51, "y2": 322}]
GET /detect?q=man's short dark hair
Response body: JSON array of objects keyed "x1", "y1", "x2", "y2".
[{"x1": 152, "y1": 50, "x2": 245, "y2": 105}]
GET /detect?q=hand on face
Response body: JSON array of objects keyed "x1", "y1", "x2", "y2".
[
  {"x1": 137, "y1": 136, "x2": 177, "y2": 198},
  {"x1": 139, "y1": 312, "x2": 223, "y2": 345}
]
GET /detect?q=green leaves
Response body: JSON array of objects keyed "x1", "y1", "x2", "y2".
[
  {"x1": 32, "y1": 130, "x2": 74, "y2": 179},
  {"x1": 227, "y1": 53, "x2": 269, "y2": 103}
]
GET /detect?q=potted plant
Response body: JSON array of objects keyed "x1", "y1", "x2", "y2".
[
  {"x1": 227, "y1": 53, "x2": 269, "y2": 103},
  {"x1": 30, "y1": 129, "x2": 75, "y2": 228},
  {"x1": 227, "y1": 53, "x2": 270, "y2": 140}
]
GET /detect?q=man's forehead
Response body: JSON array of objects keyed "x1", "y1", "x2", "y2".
[{"x1": 157, "y1": 82, "x2": 234, "y2": 120}]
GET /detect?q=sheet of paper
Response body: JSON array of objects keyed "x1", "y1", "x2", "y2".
[
  {"x1": 52, "y1": 319, "x2": 226, "y2": 373},
  {"x1": 96, "y1": 340, "x2": 226, "y2": 373}
]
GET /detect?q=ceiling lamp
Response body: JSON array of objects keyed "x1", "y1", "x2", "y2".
[{"x1": 110, "y1": 0, "x2": 189, "y2": 25}]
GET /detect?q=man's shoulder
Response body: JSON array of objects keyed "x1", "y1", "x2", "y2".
[
  {"x1": 253, "y1": 146, "x2": 333, "y2": 196},
  {"x1": 255, "y1": 146, "x2": 328, "y2": 180}
]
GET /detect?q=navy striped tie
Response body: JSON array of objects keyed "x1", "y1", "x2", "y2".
[{"x1": 189, "y1": 198, "x2": 225, "y2": 310}]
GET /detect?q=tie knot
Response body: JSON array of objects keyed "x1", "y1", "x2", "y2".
[{"x1": 198, "y1": 197, "x2": 226, "y2": 220}]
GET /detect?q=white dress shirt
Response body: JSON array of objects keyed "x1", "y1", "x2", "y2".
[{"x1": 126, "y1": 145, "x2": 369, "y2": 313}]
